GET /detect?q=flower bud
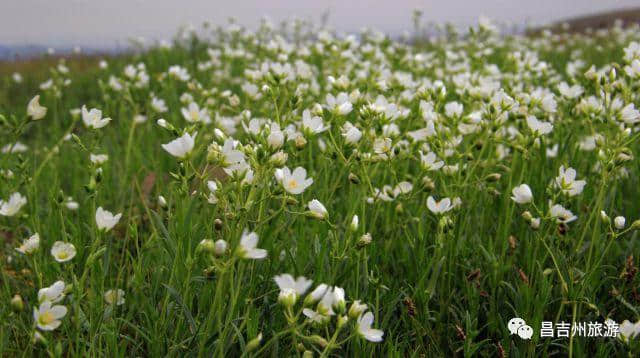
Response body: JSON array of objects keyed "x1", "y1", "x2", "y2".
[
  {"x1": 11, "y1": 294, "x2": 24, "y2": 311},
  {"x1": 33, "y1": 331, "x2": 47, "y2": 345},
  {"x1": 332, "y1": 287, "x2": 346, "y2": 314},
  {"x1": 614, "y1": 216, "x2": 626, "y2": 230},
  {"x1": 485, "y1": 173, "x2": 501, "y2": 182},
  {"x1": 601, "y1": 211, "x2": 610, "y2": 224},
  {"x1": 245, "y1": 333, "x2": 262, "y2": 352},
  {"x1": 521, "y1": 210, "x2": 533, "y2": 222},
  {"x1": 357, "y1": 233, "x2": 372, "y2": 247},
  {"x1": 350, "y1": 215, "x2": 359, "y2": 231},
  {"x1": 530, "y1": 218, "x2": 541, "y2": 230},
  {"x1": 158, "y1": 195, "x2": 167, "y2": 208},
  {"x1": 304, "y1": 284, "x2": 328, "y2": 306},
  {"x1": 278, "y1": 288, "x2": 298, "y2": 307},
  {"x1": 422, "y1": 176, "x2": 435, "y2": 191},
  {"x1": 269, "y1": 151, "x2": 288, "y2": 166},
  {"x1": 631, "y1": 219, "x2": 640, "y2": 230},
  {"x1": 348, "y1": 300, "x2": 367, "y2": 319},
  {"x1": 294, "y1": 135, "x2": 307, "y2": 149},
  {"x1": 309, "y1": 335, "x2": 328, "y2": 348},
  {"x1": 214, "y1": 239, "x2": 228, "y2": 256},
  {"x1": 348, "y1": 173, "x2": 360, "y2": 184},
  {"x1": 337, "y1": 315, "x2": 348, "y2": 329},
  {"x1": 214, "y1": 218, "x2": 223, "y2": 230},
  {"x1": 197, "y1": 239, "x2": 216, "y2": 254}
]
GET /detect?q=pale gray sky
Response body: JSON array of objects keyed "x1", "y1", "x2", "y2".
[{"x1": 0, "y1": 0, "x2": 638, "y2": 47}]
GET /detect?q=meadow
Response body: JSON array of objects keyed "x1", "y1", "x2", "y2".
[{"x1": 1, "y1": 17, "x2": 640, "y2": 357}]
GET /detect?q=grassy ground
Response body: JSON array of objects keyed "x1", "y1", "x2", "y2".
[{"x1": 1, "y1": 20, "x2": 640, "y2": 357}]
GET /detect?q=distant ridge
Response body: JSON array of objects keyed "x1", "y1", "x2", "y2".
[
  {"x1": 545, "y1": 7, "x2": 640, "y2": 33},
  {"x1": 0, "y1": 45, "x2": 121, "y2": 62}
]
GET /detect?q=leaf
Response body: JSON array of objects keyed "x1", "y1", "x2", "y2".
[
  {"x1": 163, "y1": 284, "x2": 197, "y2": 334},
  {"x1": 425, "y1": 256, "x2": 446, "y2": 300},
  {"x1": 149, "y1": 209, "x2": 176, "y2": 257}
]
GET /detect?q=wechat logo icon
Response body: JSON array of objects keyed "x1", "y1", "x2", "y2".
[{"x1": 508, "y1": 317, "x2": 533, "y2": 340}]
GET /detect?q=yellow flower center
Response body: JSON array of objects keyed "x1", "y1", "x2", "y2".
[
  {"x1": 39, "y1": 311, "x2": 55, "y2": 325},
  {"x1": 57, "y1": 251, "x2": 68, "y2": 260},
  {"x1": 287, "y1": 179, "x2": 298, "y2": 189}
]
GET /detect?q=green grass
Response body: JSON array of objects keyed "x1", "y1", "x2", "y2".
[{"x1": 1, "y1": 20, "x2": 640, "y2": 357}]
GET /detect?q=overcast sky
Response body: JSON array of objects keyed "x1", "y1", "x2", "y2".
[{"x1": 0, "y1": 0, "x2": 638, "y2": 47}]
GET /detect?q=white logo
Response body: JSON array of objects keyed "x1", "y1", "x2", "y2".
[{"x1": 508, "y1": 317, "x2": 533, "y2": 340}]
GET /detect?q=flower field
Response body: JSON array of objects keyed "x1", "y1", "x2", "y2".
[{"x1": 1, "y1": 18, "x2": 640, "y2": 356}]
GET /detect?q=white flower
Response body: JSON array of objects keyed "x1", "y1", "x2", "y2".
[
  {"x1": 620, "y1": 103, "x2": 640, "y2": 124},
  {"x1": 302, "y1": 308, "x2": 329, "y2": 323},
  {"x1": 427, "y1": 196, "x2": 452, "y2": 214},
  {"x1": 207, "y1": 181, "x2": 219, "y2": 204},
  {"x1": 307, "y1": 199, "x2": 328, "y2": 219},
  {"x1": 420, "y1": 152, "x2": 444, "y2": 171},
  {"x1": 526, "y1": 115, "x2": 553, "y2": 135},
  {"x1": 549, "y1": 203, "x2": 577, "y2": 224},
  {"x1": 267, "y1": 123, "x2": 285, "y2": 149},
  {"x1": 615, "y1": 216, "x2": 626, "y2": 230},
  {"x1": 133, "y1": 114, "x2": 147, "y2": 124},
  {"x1": 408, "y1": 125, "x2": 436, "y2": 141},
  {"x1": 302, "y1": 109, "x2": 327, "y2": 134},
  {"x1": 16, "y1": 233, "x2": 40, "y2": 255},
  {"x1": 444, "y1": 101, "x2": 463, "y2": 118},
  {"x1": 33, "y1": 301, "x2": 67, "y2": 331},
  {"x1": 326, "y1": 92, "x2": 353, "y2": 115},
  {"x1": 27, "y1": 95, "x2": 47, "y2": 120},
  {"x1": 373, "y1": 137, "x2": 393, "y2": 156},
  {"x1": 12, "y1": 72, "x2": 23, "y2": 83},
  {"x1": 96, "y1": 207, "x2": 122, "y2": 232},
  {"x1": 237, "y1": 230, "x2": 267, "y2": 259},
  {"x1": 274, "y1": 274, "x2": 313, "y2": 305},
  {"x1": 38, "y1": 281, "x2": 66, "y2": 304},
  {"x1": 181, "y1": 102, "x2": 210, "y2": 123},
  {"x1": 168, "y1": 65, "x2": 191, "y2": 81},
  {"x1": 82, "y1": 105, "x2": 112, "y2": 129},
  {"x1": 151, "y1": 96, "x2": 168, "y2": 113},
  {"x1": 2, "y1": 142, "x2": 28, "y2": 154},
  {"x1": 104, "y1": 289, "x2": 125, "y2": 306},
  {"x1": 0, "y1": 192, "x2": 27, "y2": 216},
  {"x1": 278, "y1": 167, "x2": 313, "y2": 195},
  {"x1": 161, "y1": 132, "x2": 197, "y2": 159},
  {"x1": 619, "y1": 320, "x2": 640, "y2": 341},
  {"x1": 555, "y1": 166, "x2": 586, "y2": 197},
  {"x1": 220, "y1": 139, "x2": 250, "y2": 176},
  {"x1": 51, "y1": 241, "x2": 76, "y2": 262},
  {"x1": 511, "y1": 184, "x2": 533, "y2": 204},
  {"x1": 317, "y1": 287, "x2": 337, "y2": 316},
  {"x1": 356, "y1": 312, "x2": 384, "y2": 342},
  {"x1": 332, "y1": 287, "x2": 346, "y2": 312},
  {"x1": 341, "y1": 121, "x2": 362, "y2": 144},
  {"x1": 90, "y1": 153, "x2": 109, "y2": 165},
  {"x1": 65, "y1": 198, "x2": 79, "y2": 210},
  {"x1": 557, "y1": 82, "x2": 583, "y2": 99}
]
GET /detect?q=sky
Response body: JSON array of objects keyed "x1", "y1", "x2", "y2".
[{"x1": 0, "y1": 0, "x2": 638, "y2": 48}]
